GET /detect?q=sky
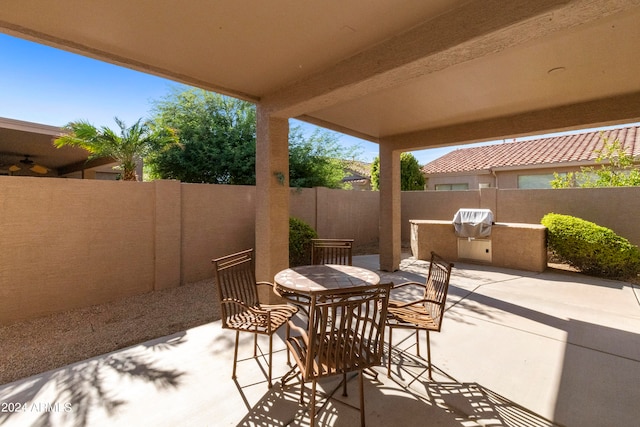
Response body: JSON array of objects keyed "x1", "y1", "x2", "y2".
[
  {"x1": 0, "y1": 33, "x2": 634, "y2": 166},
  {"x1": 0, "y1": 32, "x2": 473, "y2": 165}
]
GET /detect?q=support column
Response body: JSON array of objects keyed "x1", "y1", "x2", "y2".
[
  {"x1": 379, "y1": 144, "x2": 401, "y2": 271},
  {"x1": 255, "y1": 106, "x2": 290, "y2": 284}
]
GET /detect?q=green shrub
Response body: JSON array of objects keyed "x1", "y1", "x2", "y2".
[
  {"x1": 541, "y1": 213, "x2": 640, "y2": 278},
  {"x1": 289, "y1": 217, "x2": 318, "y2": 267}
]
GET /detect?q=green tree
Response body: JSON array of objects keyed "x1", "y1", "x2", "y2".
[
  {"x1": 148, "y1": 87, "x2": 360, "y2": 187},
  {"x1": 289, "y1": 126, "x2": 358, "y2": 189},
  {"x1": 54, "y1": 117, "x2": 178, "y2": 181},
  {"x1": 551, "y1": 134, "x2": 640, "y2": 188},
  {"x1": 370, "y1": 152, "x2": 426, "y2": 191},
  {"x1": 148, "y1": 88, "x2": 256, "y2": 184}
]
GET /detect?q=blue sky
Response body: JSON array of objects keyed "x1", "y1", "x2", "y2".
[
  {"x1": 0, "y1": 32, "x2": 463, "y2": 165},
  {"x1": 0, "y1": 33, "x2": 631, "y2": 166}
]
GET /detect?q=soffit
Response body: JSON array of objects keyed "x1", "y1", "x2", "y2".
[
  {"x1": 0, "y1": 118, "x2": 80, "y2": 170},
  {"x1": 308, "y1": 10, "x2": 640, "y2": 139},
  {"x1": 0, "y1": 117, "x2": 115, "y2": 174},
  {"x1": 0, "y1": 0, "x2": 467, "y2": 99},
  {"x1": 1, "y1": 0, "x2": 640, "y2": 149}
]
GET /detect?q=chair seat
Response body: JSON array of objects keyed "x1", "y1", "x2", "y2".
[
  {"x1": 387, "y1": 299, "x2": 438, "y2": 330},
  {"x1": 227, "y1": 304, "x2": 298, "y2": 333}
]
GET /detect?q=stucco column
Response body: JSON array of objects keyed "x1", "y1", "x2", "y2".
[
  {"x1": 379, "y1": 143, "x2": 401, "y2": 271},
  {"x1": 255, "y1": 106, "x2": 290, "y2": 283}
]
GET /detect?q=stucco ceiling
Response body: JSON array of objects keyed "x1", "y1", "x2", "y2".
[
  {"x1": 1, "y1": 0, "x2": 640, "y2": 151},
  {"x1": 0, "y1": 117, "x2": 115, "y2": 176}
]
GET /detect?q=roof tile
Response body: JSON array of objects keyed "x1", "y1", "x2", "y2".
[{"x1": 422, "y1": 126, "x2": 640, "y2": 174}]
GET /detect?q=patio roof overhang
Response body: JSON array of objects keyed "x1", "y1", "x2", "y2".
[
  {"x1": 0, "y1": 117, "x2": 117, "y2": 177},
  {"x1": 2, "y1": 0, "x2": 640, "y2": 276}
]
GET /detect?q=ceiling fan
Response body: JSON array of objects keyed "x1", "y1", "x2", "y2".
[{"x1": 7, "y1": 155, "x2": 49, "y2": 174}]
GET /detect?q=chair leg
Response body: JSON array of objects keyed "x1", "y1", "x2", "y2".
[
  {"x1": 426, "y1": 330, "x2": 432, "y2": 380},
  {"x1": 268, "y1": 333, "x2": 273, "y2": 388},
  {"x1": 342, "y1": 372, "x2": 348, "y2": 396},
  {"x1": 286, "y1": 322, "x2": 291, "y2": 366},
  {"x1": 232, "y1": 330, "x2": 240, "y2": 380},
  {"x1": 300, "y1": 379, "x2": 305, "y2": 404},
  {"x1": 359, "y1": 369, "x2": 365, "y2": 427},
  {"x1": 254, "y1": 332, "x2": 258, "y2": 357},
  {"x1": 415, "y1": 329, "x2": 421, "y2": 357},
  {"x1": 310, "y1": 380, "x2": 317, "y2": 427},
  {"x1": 387, "y1": 327, "x2": 393, "y2": 378}
]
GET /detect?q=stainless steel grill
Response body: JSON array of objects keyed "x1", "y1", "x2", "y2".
[{"x1": 452, "y1": 208, "x2": 494, "y2": 239}]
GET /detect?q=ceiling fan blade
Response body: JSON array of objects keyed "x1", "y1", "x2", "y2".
[{"x1": 9, "y1": 164, "x2": 21, "y2": 172}]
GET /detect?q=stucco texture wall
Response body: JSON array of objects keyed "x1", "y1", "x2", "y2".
[
  {"x1": 2, "y1": 178, "x2": 640, "y2": 324},
  {"x1": 0, "y1": 177, "x2": 156, "y2": 324}
]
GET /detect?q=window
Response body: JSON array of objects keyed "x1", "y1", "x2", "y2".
[
  {"x1": 518, "y1": 173, "x2": 565, "y2": 189},
  {"x1": 435, "y1": 183, "x2": 469, "y2": 191}
]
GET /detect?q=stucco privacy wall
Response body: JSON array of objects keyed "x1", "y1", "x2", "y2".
[
  {"x1": 401, "y1": 190, "x2": 480, "y2": 242},
  {"x1": 290, "y1": 187, "x2": 380, "y2": 244},
  {"x1": 2, "y1": 178, "x2": 640, "y2": 324},
  {"x1": 0, "y1": 176, "x2": 156, "y2": 324},
  {"x1": 181, "y1": 183, "x2": 257, "y2": 284},
  {"x1": 495, "y1": 187, "x2": 640, "y2": 246},
  {"x1": 401, "y1": 187, "x2": 640, "y2": 247}
]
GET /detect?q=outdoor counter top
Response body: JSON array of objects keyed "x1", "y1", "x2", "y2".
[{"x1": 409, "y1": 219, "x2": 547, "y2": 272}]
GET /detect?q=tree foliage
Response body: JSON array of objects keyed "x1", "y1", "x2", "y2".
[
  {"x1": 370, "y1": 152, "x2": 426, "y2": 191},
  {"x1": 551, "y1": 134, "x2": 640, "y2": 188},
  {"x1": 148, "y1": 87, "x2": 359, "y2": 187},
  {"x1": 54, "y1": 117, "x2": 178, "y2": 181},
  {"x1": 147, "y1": 88, "x2": 257, "y2": 184},
  {"x1": 289, "y1": 126, "x2": 356, "y2": 189}
]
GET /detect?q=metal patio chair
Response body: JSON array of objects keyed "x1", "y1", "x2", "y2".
[
  {"x1": 212, "y1": 248, "x2": 298, "y2": 388},
  {"x1": 386, "y1": 251, "x2": 453, "y2": 380},
  {"x1": 311, "y1": 238, "x2": 354, "y2": 265},
  {"x1": 285, "y1": 283, "x2": 391, "y2": 427}
]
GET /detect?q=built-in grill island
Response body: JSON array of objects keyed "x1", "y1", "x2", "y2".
[
  {"x1": 410, "y1": 209, "x2": 547, "y2": 272},
  {"x1": 452, "y1": 208, "x2": 494, "y2": 263}
]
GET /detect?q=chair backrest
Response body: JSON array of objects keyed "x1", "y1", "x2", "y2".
[
  {"x1": 311, "y1": 238, "x2": 354, "y2": 265},
  {"x1": 424, "y1": 251, "x2": 454, "y2": 332},
  {"x1": 303, "y1": 283, "x2": 391, "y2": 380},
  {"x1": 212, "y1": 249, "x2": 260, "y2": 329}
]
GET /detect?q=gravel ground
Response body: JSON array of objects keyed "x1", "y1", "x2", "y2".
[
  {"x1": 0, "y1": 246, "x2": 382, "y2": 386},
  {"x1": 0, "y1": 278, "x2": 220, "y2": 386}
]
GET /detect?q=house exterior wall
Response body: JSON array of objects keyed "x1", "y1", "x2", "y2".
[
  {"x1": 2, "y1": 177, "x2": 640, "y2": 324},
  {"x1": 495, "y1": 165, "x2": 585, "y2": 189},
  {"x1": 426, "y1": 172, "x2": 492, "y2": 190},
  {"x1": 428, "y1": 165, "x2": 592, "y2": 190}
]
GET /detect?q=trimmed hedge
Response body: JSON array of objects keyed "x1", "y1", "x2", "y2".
[
  {"x1": 289, "y1": 217, "x2": 318, "y2": 267},
  {"x1": 541, "y1": 213, "x2": 640, "y2": 278}
]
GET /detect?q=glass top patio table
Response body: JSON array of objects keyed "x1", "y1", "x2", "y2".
[{"x1": 274, "y1": 264, "x2": 380, "y2": 297}]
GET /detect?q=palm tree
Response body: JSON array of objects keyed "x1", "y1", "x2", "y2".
[{"x1": 54, "y1": 117, "x2": 178, "y2": 181}]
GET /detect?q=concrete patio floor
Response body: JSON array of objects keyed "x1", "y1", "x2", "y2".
[{"x1": 1, "y1": 255, "x2": 639, "y2": 427}]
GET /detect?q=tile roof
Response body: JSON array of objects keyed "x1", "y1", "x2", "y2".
[
  {"x1": 422, "y1": 125, "x2": 640, "y2": 174},
  {"x1": 343, "y1": 159, "x2": 372, "y2": 179}
]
